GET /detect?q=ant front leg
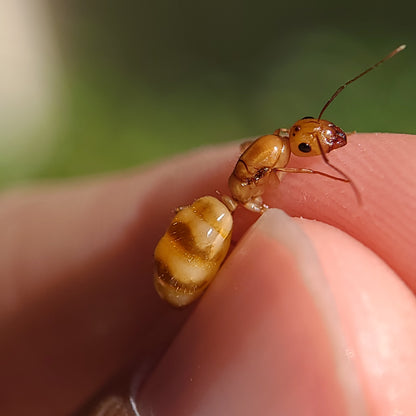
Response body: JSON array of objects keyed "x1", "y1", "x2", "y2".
[
  {"x1": 273, "y1": 167, "x2": 350, "y2": 182},
  {"x1": 273, "y1": 167, "x2": 362, "y2": 204}
]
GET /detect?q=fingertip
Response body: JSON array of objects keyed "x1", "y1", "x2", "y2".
[
  {"x1": 297, "y1": 218, "x2": 416, "y2": 415},
  {"x1": 137, "y1": 209, "x2": 416, "y2": 415},
  {"x1": 136, "y1": 210, "x2": 367, "y2": 415},
  {"x1": 275, "y1": 133, "x2": 416, "y2": 294}
]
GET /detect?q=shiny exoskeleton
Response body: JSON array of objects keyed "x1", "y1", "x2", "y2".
[
  {"x1": 154, "y1": 196, "x2": 233, "y2": 307},
  {"x1": 228, "y1": 118, "x2": 352, "y2": 212}
]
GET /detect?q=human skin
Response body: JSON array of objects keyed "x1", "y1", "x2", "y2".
[{"x1": 0, "y1": 133, "x2": 415, "y2": 415}]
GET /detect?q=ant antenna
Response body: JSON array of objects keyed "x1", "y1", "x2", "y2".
[
  {"x1": 318, "y1": 44, "x2": 406, "y2": 120},
  {"x1": 316, "y1": 139, "x2": 362, "y2": 204}
]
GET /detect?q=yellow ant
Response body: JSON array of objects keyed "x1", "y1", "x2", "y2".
[{"x1": 153, "y1": 45, "x2": 406, "y2": 307}]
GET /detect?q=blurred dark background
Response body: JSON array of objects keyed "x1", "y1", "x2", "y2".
[{"x1": 0, "y1": 0, "x2": 414, "y2": 188}]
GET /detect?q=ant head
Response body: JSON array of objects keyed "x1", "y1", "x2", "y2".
[
  {"x1": 289, "y1": 117, "x2": 347, "y2": 157},
  {"x1": 289, "y1": 45, "x2": 405, "y2": 158}
]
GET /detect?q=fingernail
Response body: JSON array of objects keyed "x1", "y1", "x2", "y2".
[{"x1": 135, "y1": 209, "x2": 367, "y2": 415}]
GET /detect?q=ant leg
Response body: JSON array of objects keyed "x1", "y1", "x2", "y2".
[
  {"x1": 273, "y1": 167, "x2": 350, "y2": 182},
  {"x1": 215, "y1": 190, "x2": 239, "y2": 213},
  {"x1": 274, "y1": 167, "x2": 362, "y2": 204},
  {"x1": 222, "y1": 195, "x2": 239, "y2": 213},
  {"x1": 243, "y1": 196, "x2": 269, "y2": 213}
]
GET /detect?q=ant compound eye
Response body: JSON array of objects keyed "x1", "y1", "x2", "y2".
[
  {"x1": 301, "y1": 116, "x2": 314, "y2": 120},
  {"x1": 298, "y1": 142, "x2": 311, "y2": 153}
]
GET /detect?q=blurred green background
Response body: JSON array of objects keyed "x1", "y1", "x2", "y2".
[{"x1": 0, "y1": 0, "x2": 415, "y2": 189}]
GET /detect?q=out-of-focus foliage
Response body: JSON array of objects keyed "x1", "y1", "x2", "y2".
[{"x1": 1, "y1": 0, "x2": 415, "y2": 188}]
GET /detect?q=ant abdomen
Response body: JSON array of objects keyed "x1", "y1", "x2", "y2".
[{"x1": 153, "y1": 196, "x2": 233, "y2": 307}]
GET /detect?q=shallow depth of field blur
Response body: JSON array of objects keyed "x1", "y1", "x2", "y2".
[{"x1": 1, "y1": 1, "x2": 415, "y2": 189}]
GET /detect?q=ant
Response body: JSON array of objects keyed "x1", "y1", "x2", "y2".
[{"x1": 154, "y1": 45, "x2": 406, "y2": 307}]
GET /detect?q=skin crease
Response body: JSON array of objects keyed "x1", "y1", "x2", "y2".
[{"x1": 0, "y1": 133, "x2": 415, "y2": 415}]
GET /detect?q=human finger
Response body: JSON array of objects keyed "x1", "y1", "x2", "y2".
[
  {"x1": 275, "y1": 133, "x2": 416, "y2": 292},
  {"x1": 1, "y1": 131, "x2": 414, "y2": 415},
  {"x1": 136, "y1": 209, "x2": 416, "y2": 415},
  {"x1": 0, "y1": 145, "x2": 235, "y2": 416}
]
